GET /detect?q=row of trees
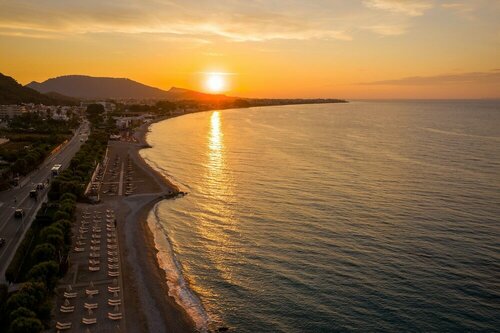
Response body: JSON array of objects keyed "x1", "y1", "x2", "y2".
[
  {"x1": 1, "y1": 194, "x2": 76, "y2": 332},
  {"x1": 1, "y1": 128, "x2": 108, "y2": 332}
]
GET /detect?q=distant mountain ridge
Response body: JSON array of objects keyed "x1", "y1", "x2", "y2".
[
  {"x1": 0, "y1": 73, "x2": 77, "y2": 105},
  {"x1": 27, "y1": 75, "x2": 233, "y2": 101}
]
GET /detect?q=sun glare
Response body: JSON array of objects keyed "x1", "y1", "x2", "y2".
[{"x1": 204, "y1": 73, "x2": 227, "y2": 93}]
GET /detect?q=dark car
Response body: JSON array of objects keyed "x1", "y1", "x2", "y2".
[
  {"x1": 14, "y1": 209, "x2": 24, "y2": 218},
  {"x1": 37, "y1": 183, "x2": 45, "y2": 190},
  {"x1": 30, "y1": 189, "x2": 37, "y2": 198}
]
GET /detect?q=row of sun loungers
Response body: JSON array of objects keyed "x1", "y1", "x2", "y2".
[
  {"x1": 57, "y1": 209, "x2": 124, "y2": 330},
  {"x1": 59, "y1": 279, "x2": 123, "y2": 326},
  {"x1": 125, "y1": 156, "x2": 135, "y2": 196}
]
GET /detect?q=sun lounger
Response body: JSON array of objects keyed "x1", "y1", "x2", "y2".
[
  {"x1": 107, "y1": 244, "x2": 117, "y2": 250},
  {"x1": 60, "y1": 299, "x2": 74, "y2": 313},
  {"x1": 84, "y1": 302, "x2": 98, "y2": 310},
  {"x1": 108, "y1": 270, "x2": 119, "y2": 277},
  {"x1": 56, "y1": 321, "x2": 72, "y2": 330},
  {"x1": 92, "y1": 234, "x2": 102, "y2": 239},
  {"x1": 90, "y1": 252, "x2": 101, "y2": 258},
  {"x1": 107, "y1": 250, "x2": 118, "y2": 256},
  {"x1": 108, "y1": 257, "x2": 118, "y2": 264},
  {"x1": 91, "y1": 246, "x2": 100, "y2": 251},
  {"x1": 108, "y1": 263, "x2": 119, "y2": 269},
  {"x1": 108, "y1": 312, "x2": 123, "y2": 320},
  {"x1": 74, "y1": 247, "x2": 85, "y2": 252},
  {"x1": 108, "y1": 286, "x2": 120, "y2": 293},
  {"x1": 89, "y1": 266, "x2": 100, "y2": 272},
  {"x1": 91, "y1": 240, "x2": 101, "y2": 245},
  {"x1": 89, "y1": 259, "x2": 100, "y2": 265},
  {"x1": 108, "y1": 298, "x2": 121, "y2": 306},
  {"x1": 82, "y1": 317, "x2": 97, "y2": 325},
  {"x1": 64, "y1": 291, "x2": 77, "y2": 298}
]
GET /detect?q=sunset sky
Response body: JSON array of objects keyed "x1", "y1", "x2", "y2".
[{"x1": 0, "y1": 0, "x2": 499, "y2": 99}]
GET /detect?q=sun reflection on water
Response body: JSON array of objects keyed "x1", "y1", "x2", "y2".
[
  {"x1": 200, "y1": 111, "x2": 237, "y2": 284},
  {"x1": 209, "y1": 111, "x2": 223, "y2": 169}
]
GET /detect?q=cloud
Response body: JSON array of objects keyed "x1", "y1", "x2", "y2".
[
  {"x1": 359, "y1": 70, "x2": 500, "y2": 85},
  {"x1": 0, "y1": 1, "x2": 354, "y2": 42},
  {"x1": 364, "y1": 24, "x2": 408, "y2": 36},
  {"x1": 363, "y1": 0, "x2": 433, "y2": 16},
  {"x1": 0, "y1": 0, "x2": 436, "y2": 41}
]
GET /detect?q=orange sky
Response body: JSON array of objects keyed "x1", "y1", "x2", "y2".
[{"x1": 0, "y1": 0, "x2": 499, "y2": 99}]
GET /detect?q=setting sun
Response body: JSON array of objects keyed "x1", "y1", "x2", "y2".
[{"x1": 204, "y1": 73, "x2": 227, "y2": 93}]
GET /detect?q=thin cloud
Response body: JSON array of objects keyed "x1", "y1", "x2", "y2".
[
  {"x1": 359, "y1": 70, "x2": 500, "y2": 85},
  {"x1": 363, "y1": 0, "x2": 433, "y2": 16},
  {"x1": 0, "y1": 0, "x2": 430, "y2": 41},
  {"x1": 364, "y1": 24, "x2": 408, "y2": 36}
]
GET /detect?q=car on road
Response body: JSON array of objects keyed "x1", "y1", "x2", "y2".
[
  {"x1": 30, "y1": 189, "x2": 38, "y2": 198},
  {"x1": 37, "y1": 183, "x2": 45, "y2": 190},
  {"x1": 14, "y1": 209, "x2": 24, "y2": 218},
  {"x1": 0, "y1": 238, "x2": 5, "y2": 247}
]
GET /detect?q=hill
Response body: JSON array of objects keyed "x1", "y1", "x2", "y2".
[
  {"x1": 26, "y1": 75, "x2": 234, "y2": 102},
  {"x1": 0, "y1": 73, "x2": 77, "y2": 105}
]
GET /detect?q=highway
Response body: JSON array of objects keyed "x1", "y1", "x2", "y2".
[{"x1": 0, "y1": 120, "x2": 89, "y2": 283}]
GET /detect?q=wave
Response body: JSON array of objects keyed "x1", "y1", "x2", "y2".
[{"x1": 147, "y1": 205, "x2": 210, "y2": 332}]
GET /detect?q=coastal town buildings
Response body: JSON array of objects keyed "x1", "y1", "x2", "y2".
[{"x1": 0, "y1": 105, "x2": 27, "y2": 118}]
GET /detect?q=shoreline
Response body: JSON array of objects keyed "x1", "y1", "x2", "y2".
[
  {"x1": 118, "y1": 115, "x2": 200, "y2": 332},
  {"x1": 124, "y1": 103, "x2": 339, "y2": 332}
]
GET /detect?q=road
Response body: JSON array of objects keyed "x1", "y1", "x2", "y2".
[{"x1": 0, "y1": 120, "x2": 90, "y2": 283}]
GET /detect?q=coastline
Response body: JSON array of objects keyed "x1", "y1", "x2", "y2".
[{"x1": 118, "y1": 116, "x2": 199, "y2": 333}]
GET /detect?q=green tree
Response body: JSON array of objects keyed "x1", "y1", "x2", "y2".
[
  {"x1": 26, "y1": 261, "x2": 59, "y2": 290},
  {"x1": 31, "y1": 244, "x2": 56, "y2": 263},
  {"x1": 8, "y1": 316, "x2": 43, "y2": 333},
  {"x1": 9, "y1": 307, "x2": 36, "y2": 323}
]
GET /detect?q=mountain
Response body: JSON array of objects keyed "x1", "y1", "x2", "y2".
[
  {"x1": 26, "y1": 75, "x2": 234, "y2": 101},
  {"x1": 0, "y1": 73, "x2": 77, "y2": 105}
]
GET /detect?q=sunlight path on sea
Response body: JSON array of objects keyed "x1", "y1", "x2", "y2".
[{"x1": 200, "y1": 111, "x2": 237, "y2": 284}]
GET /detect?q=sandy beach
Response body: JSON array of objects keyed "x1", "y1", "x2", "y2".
[
  {"x1": 117, "y1": 119, "x2": 197, "y2": 333},
  {"x1": 52, "y1": 116, "x2": 198, "y2": 332},
  {"x1": 53, "y1": 116, "x2": 197, "y2": 332}
]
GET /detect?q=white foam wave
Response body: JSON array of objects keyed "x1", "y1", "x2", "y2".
[{"x1": 147, "y1": 205, "x2": 210, "y2": 332}]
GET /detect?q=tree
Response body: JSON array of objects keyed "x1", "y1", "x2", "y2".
[
  {"x1": 26, "y1": 261, "x2": 59, "y2": 290},
  {"x1": 86, "y1": 104, "x2": 105, "y2": 124},
  {"x1": 6, "y1": 293, "x2": 36, "y2": 314},
  {"x1": 8, "y1": 316, "x2": 43, "y2": 333},
  {"x1": 31, "y1": 244, "x2": 56, "y2": 263},
  {"x1": 59, "y1": 193, "x2": 77, "y2": 202},
  {"x1": 52, "y1": 210, "x2": 70, "y2": 221},
  {"x1": 40, "y1": 226, "x2": 64, "y2": 243},
  {"x1": 9, "y1": 307, "x2": 36, "y2": 322}
]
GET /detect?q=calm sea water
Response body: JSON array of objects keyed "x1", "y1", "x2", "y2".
[{"x1": 140, "y1": 101, "x2": 500, "y2": 332}]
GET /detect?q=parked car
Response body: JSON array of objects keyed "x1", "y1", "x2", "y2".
[
  {"x1": 30, "y1": 189, "x2": 37, "y2": 198},
  {"x1": 37, "y1": 183, "x2": 45, "y2": 190}
]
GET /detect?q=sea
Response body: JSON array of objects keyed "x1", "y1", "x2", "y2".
[{"x1": 140, "y1": 100, "x2": 500, "y2": 332}]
